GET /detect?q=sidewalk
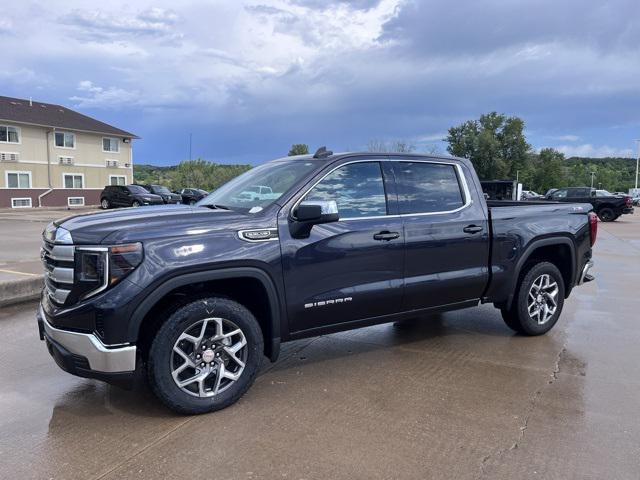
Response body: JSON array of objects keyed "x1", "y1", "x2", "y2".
[{"x1": 0, "y1": 207, "x2": 95, "y2": 306}]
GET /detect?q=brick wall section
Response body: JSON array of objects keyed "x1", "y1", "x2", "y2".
[{"x1": 0, "y1": 189, "x2": 101, "y2": 208}]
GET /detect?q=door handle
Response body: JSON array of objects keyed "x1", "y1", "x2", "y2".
[
  {"x1": 463, "y1": 225, "x2": 483, "y2": 234},
  {"x1": 373, "y1": 231, "x2": 400, "y2": 241}
]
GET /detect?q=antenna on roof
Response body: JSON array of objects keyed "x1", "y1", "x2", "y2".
[{"x1": 313, "y1": 146, "x2": 333, "y2": 159}]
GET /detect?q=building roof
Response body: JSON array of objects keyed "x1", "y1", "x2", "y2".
[{"x1": 0, "y1": 95, "x2": 138, "y2": 138}]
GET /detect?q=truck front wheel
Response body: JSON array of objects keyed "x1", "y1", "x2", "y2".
[
  {"x1": 147, "y1": 297, "x2": 264, "y2": 414},
  {"x1": 501, "y1": 262, "x2": 565, "y2": 335}
]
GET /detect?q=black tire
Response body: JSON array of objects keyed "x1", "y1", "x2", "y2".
[
  {"x1": 132, "y1": 200, "x2": 141, "y2": 208},
  {"x1": 501, "y1": 261, "x2": 565, "y2": 336},
  {"x1": 598, "y1": 207, "x2": 615, "y2": 222},
  {"x1": 148, "y1": 297, "x2": 263, "y2": 415},
  {"x1": 100, "y1": 198, "x2": 110, "y2": 209}
]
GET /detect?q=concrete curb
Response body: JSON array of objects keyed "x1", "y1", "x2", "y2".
[{"x1": 0, "y1": 275, "x2": 43, "y2": 308}]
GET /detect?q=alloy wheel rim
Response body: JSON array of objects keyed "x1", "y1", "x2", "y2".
[
  {"x1": 527, "y1": 274, "x2": 559, "y2": 325},
  {"x1": 171, "y1": 317, "x2": 248, "y2": 398}
]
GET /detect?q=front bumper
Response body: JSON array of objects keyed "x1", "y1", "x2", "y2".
[{"x1": 37, "y1": 305, "x2": 137, "y2": 386}]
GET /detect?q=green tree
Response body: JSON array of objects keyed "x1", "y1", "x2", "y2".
[
  {"x1": 288, "y1": 144, "x2": 309, "y2": 156},
  {"x1": 533, "y1": 148, "x2": 566, "y2": 193},
  {"x1": 366, "y1": 139, "x2": 415, "y2": 153},
  {"x1": 447, "y1": 112, "x2": 531, "y2": 180}
]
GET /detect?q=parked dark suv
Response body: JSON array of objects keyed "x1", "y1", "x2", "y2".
[
  {"x1": 177, "y1": 188, "x2": 208, "y2": 205},
  {"x1": 139, "y1": 184, "x2": 182, "y2": 204},
  {"x1": 545, "y1": 187, "x2": 633, "y2": 221},
  {"x1": 39, "y1": 150, "x2": 596, "y2": 414},
  {"x1": 100, "y1": 185, "x2": 163, "y2": 209}
]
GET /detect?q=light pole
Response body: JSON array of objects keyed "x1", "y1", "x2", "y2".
[
  {"x1": 590, "y1": 171, "x2": 595, "y2": 188},
  {"x1": 635, "y1": 139, "x2": 639, "y2": 192}
]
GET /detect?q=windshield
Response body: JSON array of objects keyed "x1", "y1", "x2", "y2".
[
  {"x1": 152, "y1": 185, "x2": 171, "y2": 194},
  {"x1": 198, "y1": 160, "x2": 318, "y2": 212},
  {"x1": 128, "y1": 185, "x2": 150, "y2": 194}
]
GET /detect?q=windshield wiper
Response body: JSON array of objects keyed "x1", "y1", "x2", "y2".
[{"x1": 201, "y1": 204, "x2": 232, "y2": 210}]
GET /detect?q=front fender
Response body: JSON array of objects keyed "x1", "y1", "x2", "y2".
[{"x1": 128, "y1": 267, "x2": 282, "y2": 361}]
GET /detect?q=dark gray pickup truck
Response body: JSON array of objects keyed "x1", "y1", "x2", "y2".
[{"x1": 37, "y1": 150, "x2": 597, "y2": 414}]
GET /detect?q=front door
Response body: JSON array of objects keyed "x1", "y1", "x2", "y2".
[
  {"x1": 391, "y1": 159, "x2": 490, "y2": 310},
  {"x1": 279, "y1": 160, "x2": 405, "y2": 334}
]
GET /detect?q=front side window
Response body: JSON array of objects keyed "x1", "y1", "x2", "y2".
[
  {"x1": 110, "y1": 175, "x2": 126, "y2": 186},
  {"x1": 55, "y1": 132, "x2": 75, "y2": 148},
  {"x1": 103, "y1": 137, "x2": 119, "y2": 152},
  {"x1": 7, "y1": 172, "x2": 31, "y2": 188},
  {"x1": 395, "y1": 162, "x2": 464, "y2": 214},
  {"x1": 63, "y1": 174, "x2": 83, "y2": 189},
  {"x1": 0, "y1": 125, "x2": 20, "y2": 143},
  {"x1": 303, "y1": 162, "x2": 387, "y2": 219},
  {"x1": 552, "y1": 189, "x2": 568, "y2": 199}
]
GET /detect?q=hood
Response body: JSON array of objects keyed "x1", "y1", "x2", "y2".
[
  {"x1": 137, "y1": 193, "x2": 163, "y2": 200},
  {"x1": 54, "y1": 205, "x2": 249, "y2": 244}
]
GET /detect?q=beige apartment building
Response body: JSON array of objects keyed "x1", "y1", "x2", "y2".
[{"x1": 0, "y1": 95, "x2": 137, "y2": 208}]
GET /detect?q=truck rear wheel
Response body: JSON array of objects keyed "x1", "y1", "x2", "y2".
[
  {"x1": 147, "y1": 297, "x2": 264, "y2": 414},
  {"x1": 598, "y1": 208, "x2": 615, "y2": 222},
  {"x1": 501, "y1": 261, "x2": 565, "y2": 335}
]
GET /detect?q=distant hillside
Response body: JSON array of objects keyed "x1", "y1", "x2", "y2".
[
  {"x1": 133, "y1": 160, "x2": 251, "y2": 191},
  {"x1": 564, "y1": 156, "x2": 637, "y2": 192}
]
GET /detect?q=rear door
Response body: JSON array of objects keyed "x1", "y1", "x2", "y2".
[
  {"x1": 391, "y1": 158, "x2": 489, "y2": 310},
  {"x1": 279, "y1": 159, "x2": 405, "y2": 333}
]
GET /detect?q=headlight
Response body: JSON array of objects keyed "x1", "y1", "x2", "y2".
[
  {"x1": 75, "y1": 243, "x2": 143, "y2": 299},
  {"x1": 109, "y1": 243, "x2": 144, "y2": 285}
]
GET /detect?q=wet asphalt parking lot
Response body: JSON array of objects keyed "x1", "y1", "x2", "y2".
[{"x1": 0, "y1": 213, "x2": 639, "y2": 479}]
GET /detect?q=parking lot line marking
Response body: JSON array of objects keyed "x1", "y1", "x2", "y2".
[{"x1": 0, "y1": 269, "x2": 40, "y2": 277}]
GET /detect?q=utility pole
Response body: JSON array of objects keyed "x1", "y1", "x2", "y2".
[{"x1": 590, "y1": 171, "x2": 595, "y2": 188}]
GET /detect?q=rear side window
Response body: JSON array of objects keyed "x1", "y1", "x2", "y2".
[
  {"x1": 567, "y1": 188, "x2": 588, "y2": 198},
  {"x1": 303, "y1": 162, "x2": 388, "y2": 218},
  {"x1": 395, "y1": 162, "x2": 464, "y2": 214}
]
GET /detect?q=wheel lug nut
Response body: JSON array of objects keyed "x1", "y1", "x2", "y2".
[
  {"x1": 200, "y1": 362, "x2": 205, "y2": 367},
  {"x1": 196, "y1": 354, "x2": 201, "y2": 359}
]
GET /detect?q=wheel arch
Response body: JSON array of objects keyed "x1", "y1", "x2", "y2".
[
  {"x1": 506, "y1": 237, "x2": 576, "y2": 310},
  {"x1": 130, "y1": 267, "x2": 282, "y2": 362}
]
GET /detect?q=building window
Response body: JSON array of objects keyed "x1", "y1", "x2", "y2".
[
  {"x1": 6, "y1": 171, "x2": 31, "y2": 188},
  {"x1": 0, "y1": 125, "x2": 20, "y2": 143},
  {"x1": 106, "y1": 159, "x2": 119, "y2": 168},
  {"x1": 63, "y1": 173, "x2": 84, "y2": 189},
  {"x1": 59, "y1": 156, "x2": 74, "y2": 165},
  {"x1": 11, "y1": 198, "x2": 32, "y2": 208},
  {"x1": 55, "y1": 132, "x2": 75, "y2": 149},
  {"x1": 103, "y1": 137, "x2": 120, "y2": 153},
  {"x1": 67, "y1": 197, "x2": 85, "y2": 206},
  {"x1": 109, "y1": 175, "x2": 126, "y2": 186}
]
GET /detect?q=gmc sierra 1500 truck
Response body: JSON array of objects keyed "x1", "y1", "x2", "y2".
[{"x1": 37, "y1": 150, "x2": 597, "y2": 414}]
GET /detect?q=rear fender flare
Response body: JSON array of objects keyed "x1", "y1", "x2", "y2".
[{"x1": 506, "y1": 237, "x2": 576, "y2": 310}]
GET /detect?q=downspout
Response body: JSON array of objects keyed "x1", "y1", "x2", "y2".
[{"x1": 38, "y1": 129, "x2": 54, "y2": 207}]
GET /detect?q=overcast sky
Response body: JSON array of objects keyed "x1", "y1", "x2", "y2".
[{"x1": 2, "y1": 0, "x2": 640, "y2": 165}]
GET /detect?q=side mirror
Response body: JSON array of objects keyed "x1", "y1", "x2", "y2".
[{"x1": 290, "y1": 200, "x2": 339, "y2": 238}]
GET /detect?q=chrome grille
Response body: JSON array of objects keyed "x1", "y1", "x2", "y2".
[{"x1": 41, "y1": 239, "x2": 74, "y2": 306}]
